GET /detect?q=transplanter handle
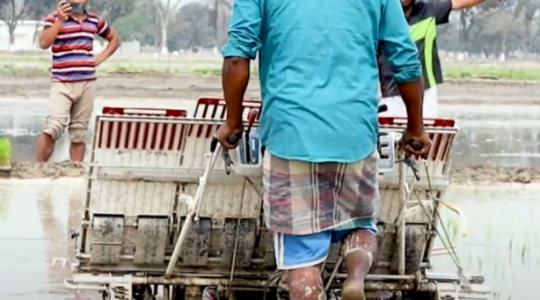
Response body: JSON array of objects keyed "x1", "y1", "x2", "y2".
[
  {"x1": 408, "y1": 140, "x2": 423, "y2": 152},
  {"x1": 210, "y1": 133, "x2": 243, "y2": 152},
  {"x1": 226, "y1": 133, "x2": 242, "y2": 144},
  {"x1": 403, "y1": 140, "x2": 423, "y2": 180}
]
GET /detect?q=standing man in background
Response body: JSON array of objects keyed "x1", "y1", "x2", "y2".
[
  {"x1": 217, "y1": 0, "x2": 431, "y2": 299},
  {"x1": 36, "y1": 0, "x2": 120, "y2": 162},
  {"x1": 379, "y1": 0, "x2": 503, "y2": 117}
]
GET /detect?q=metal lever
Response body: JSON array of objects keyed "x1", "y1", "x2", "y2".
[
  {"x1": 210, "y1": 134, "x2": 241, "y2": 175},
  {"x1": 403, "y1": 139, "x2": 423, "y2": 180},
  {"x1": 403, "y1": 157, "x2": 420, "y2": 181},
  {"x1": 244, "y1": 109, "x2": 259, "y2": 163}
]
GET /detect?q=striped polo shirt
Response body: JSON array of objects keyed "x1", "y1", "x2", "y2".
[{"x1": 44, "y1": 12, "x2": 110, "y2": 82}]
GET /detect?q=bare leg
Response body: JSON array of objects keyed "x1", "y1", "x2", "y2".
[
  {"x1": 36, "y1": 133, "x2": 56, "y2": 162},
  {"x1": 69, "y1": 142, "x2": 86, "y2": 162},
  {"x1": 288, "y1": 266, "x2": 326, "y2": 300},
  {"x1": 341, "y1": 229, "x2": 378, "y2": 300}
]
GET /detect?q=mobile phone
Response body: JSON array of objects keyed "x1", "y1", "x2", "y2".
[{"x1": 69, "y1": 2, "x2": 84, "y2": 13}]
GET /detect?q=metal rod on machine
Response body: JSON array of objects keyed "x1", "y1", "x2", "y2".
[
  {"x1": 165, "y1": 146, "x2": 222, "y2": 276},
  {"x1": 67, "y1": 272, "x2": 487, "y2": 292},
  {"x1": 397, "y1": 151, "x2": 407, "y2": 275},
  {"x1": 132, "y1": 274, "x2": 420, "y2": 286},
  {"x1": 396, "y1": 139, "x2": 423, "y2": 275},
  {"x1": 66, "y1": 277, "x2": 491, "y2": 298}
]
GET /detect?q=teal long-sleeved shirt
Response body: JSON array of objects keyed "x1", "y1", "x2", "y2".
[{"x1": 222, "y1": 0, "x2": 422, "y2": 163}]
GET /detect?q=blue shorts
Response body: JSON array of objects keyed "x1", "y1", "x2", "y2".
[{"x1": 273, "y1": 218, "x2": 377, "y2": 270}]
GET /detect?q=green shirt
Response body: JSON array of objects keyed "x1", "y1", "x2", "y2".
[{"x1": 379, "y1": 0, "x2": 452, "y2": 98}]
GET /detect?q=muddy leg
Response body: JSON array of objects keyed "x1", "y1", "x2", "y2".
[
  {"x1": 288, "y1": 266, "x2": 326, "y2": 300},
  {"x1": 36, "y1": 133, "x2": 56, "y2": 162},
  {"x1": 341, "y1": 229, "x2": 377, "y2": 300}
]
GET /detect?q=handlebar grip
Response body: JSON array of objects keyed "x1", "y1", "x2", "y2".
[
  {"x1": 408, "y1": 140, "x2": 423, "y2": 151},
  {"x1": 210, "y1": 132, "x2": 243, "y2": 152},
  {"x1": 227, "y1": 133, "x2": 242, "y2": 144},
  {"x1": 378, "y1": 104, "x2": 388, "y2": 114}
]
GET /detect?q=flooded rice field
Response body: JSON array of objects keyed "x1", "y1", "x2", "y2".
[
  {"x1": 0, "y1": 179, "x2": 538, "y2": 300},
  {"x1": 433, "y1": 185, "x2": 540, "y2": 300},
  {"x1": 0, "y1": 179, "x2": 82, "y2": 300},
  {"x1": 1, "y1": 80, "x2": 540, "y2": 299},
  {"x1": 3, "y1": 97, "x2": 540, "y2": 168}
]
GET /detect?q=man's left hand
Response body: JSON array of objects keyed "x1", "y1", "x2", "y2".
[
  {"x1": 94, "y1": 54, "x2": 106, "y2": 66},
  {"x1": 217, "y1": 123, "x2": 244, "y2": 150}
]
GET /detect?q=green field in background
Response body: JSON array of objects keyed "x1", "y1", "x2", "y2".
[{"x1": 1, "y1": 54, "x2": 540, "y2": 80}]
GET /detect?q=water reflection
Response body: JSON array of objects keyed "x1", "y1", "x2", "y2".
[
  {"x1": 452, "y1": 122, "x2": 540, "y2": 167},
  {"x1": 0, "y1": 186, "x2": 7, "y2": 220},
  {"x1": 3, "y1": 97, "x2": 540, "y2": 167},
  {"x1": 9, "y1": 135, "x2": 72, "y2": 162},
  {"x1": 433, "y1": 184, "x2": 540, "y2": 300},
  {"x1": 0, "y1": 178, "x2": 83, "y2": 300},
  {"x1": 0, "y1": 179, "x2": 538, "y2": 300}
]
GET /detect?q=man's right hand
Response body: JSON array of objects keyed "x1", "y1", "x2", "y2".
[
  {"x1": 216, "y1": 123, "x2": 243, "y2": 150},
  {"x1": 402, "y1": 128, "x2": 431, "y2": 156},
  {"x1": 57, "y1": 1, "x2": 71, "y2": 20}
]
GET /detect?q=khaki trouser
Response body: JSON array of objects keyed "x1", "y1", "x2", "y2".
[{"x1": 43, "y1": 81, "x2": 96, "y2": 143}]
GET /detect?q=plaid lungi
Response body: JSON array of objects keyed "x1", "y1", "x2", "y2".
[{"x1": 262, "y1": 150, "x2": 379, "y2": 235}]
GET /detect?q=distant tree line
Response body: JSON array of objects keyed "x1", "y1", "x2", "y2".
[{"x1": 0, "y1": 0, "x2": 538, "y2": 57}]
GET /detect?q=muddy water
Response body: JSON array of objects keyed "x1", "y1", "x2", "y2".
[
  {"x1": 0, "y1": 178, "x2": 83, "y2": 300},
  {"x1": 432, "y1": 184, "x2": 540, "y2": 300},
  {"x1": 3, "y1": 97, "x2": 540, "y2": 168},
  {"x1": 0, "y1": 179, "x2": 537, "y2": 299}
]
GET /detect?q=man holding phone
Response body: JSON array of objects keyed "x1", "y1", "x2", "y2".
[{"x1": 36, "y1": 0, "x2": 120, "y2": 162}]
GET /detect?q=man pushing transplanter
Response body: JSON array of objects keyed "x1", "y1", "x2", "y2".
[
  {"x1": 379, "y1": 0, "x2": 503, "y2": 118},
  {"x1": 216, "y1": 0, "x2": 431, "y2": 299},
  {"x1": 36, "y1": 0, "x2": 120, "y2": 162}
]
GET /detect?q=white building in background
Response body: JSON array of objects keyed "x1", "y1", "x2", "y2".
[
  {"x1": 0, "y1": 20, "x2": 141, "y2": 53},
  {"x1": 0, "y1": 20, "x2": 41, "y2": 51}
]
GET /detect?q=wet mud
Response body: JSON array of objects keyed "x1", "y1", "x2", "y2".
[
  {"x1": 450, "y1": 166, "x2": 538, "y2": 184},
  {"x1": 3, "y1": 74, "x2": 540, "y2": 103},
  {"x1": 0, "y1": 162, "x2": 85, "y2": 179},
  {"x1": 0, "y1": 161, "x2": 539, "y2": 184}
]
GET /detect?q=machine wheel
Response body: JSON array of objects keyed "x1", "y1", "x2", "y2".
[{"x1": 391, "y1": 224, "x2": 427, "y2": 273}]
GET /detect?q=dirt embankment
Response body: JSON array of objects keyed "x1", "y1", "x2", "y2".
[
  {"x1": 0, "y1": 162, "x2": 85, "y2": 179},
  {"x1": 3, "y1": 75, "x2": 540, "y2": 105},
  {"x1": 1, "y1": 162, "x2": 538, "y2": 184},
  {"x1": 450, "y1": 167, "x2": 537, "y2": 184}
]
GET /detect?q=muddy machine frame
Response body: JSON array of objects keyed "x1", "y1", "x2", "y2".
[{"x1": 56, "y1": 98, "x2": 491, "y2": 300}]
